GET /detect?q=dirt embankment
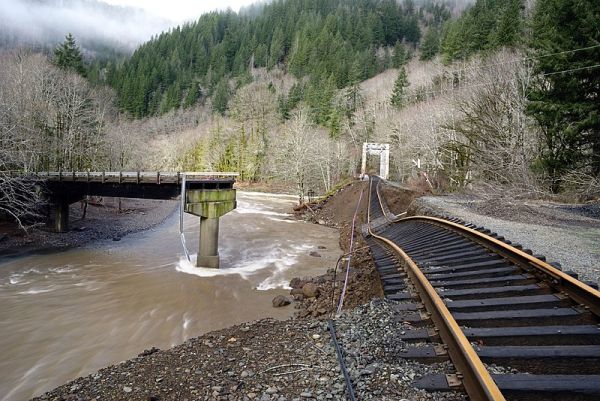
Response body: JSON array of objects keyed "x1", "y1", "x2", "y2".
[
  {"x1": 282, "y1": 179, "x2": 424, "y2": 320},
  {"x1": 0, "y1": 198, "x2": 178, "y2": 260}
]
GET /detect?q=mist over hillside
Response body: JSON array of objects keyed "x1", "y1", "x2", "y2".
[{"x1": 0, "y1": 0, "x2": 173, "y2": 54}]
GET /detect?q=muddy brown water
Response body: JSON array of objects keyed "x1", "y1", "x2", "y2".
[{"x1": 0, "y1": 192, "x2": 341, "y2": 400}]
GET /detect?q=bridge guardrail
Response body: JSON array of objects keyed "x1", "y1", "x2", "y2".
[{"x1": 7, "y1": 171, "x2": 238, "y2": 184}]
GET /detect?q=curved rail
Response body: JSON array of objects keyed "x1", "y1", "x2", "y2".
[
  {"x1": 399, "y1": 216, "x2": 600, "y2": 316},
  {"x1": 366, "y1": 177, "x2": 505, "y2": 401},
  {"x1": 366, "y1": 176, "x2": 600, "y2": 400}
]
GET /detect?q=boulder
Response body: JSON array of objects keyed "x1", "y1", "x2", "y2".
[
  {"x1": 290, "y1": 288, "x2": 304, "y2": 296},
  {"x1": 302, "y1": 282, "x2": 320, "y2": 298},
  {"x1": 272, "y1": 295, "x2": 291, "y2": 308},
  {"x1": 309, "y1": 251, "x2": 322, "y2": 258},
  {"x1": 292, "y1": 293, "x2": 305, "y2": 301},
  {"x1": 289, "y1": 277, "x2": 305, "y2": 289}
]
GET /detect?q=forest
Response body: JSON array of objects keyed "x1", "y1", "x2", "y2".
[{"x1": 1, "y1": 0, "x2": 599, "y2": 227}]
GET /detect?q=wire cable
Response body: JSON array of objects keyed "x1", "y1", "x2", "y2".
[{"x1": 336, "y1": 187, "x2": 365, "y2": 316}]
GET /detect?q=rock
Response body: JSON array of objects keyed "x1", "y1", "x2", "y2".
[
  {"x1": 289, "y1": 277, "x2": 304, "y2": 289},
  {"x1": 297, "y1": 309, "x2": 310, "y2": 318},
  {"x1": 112, "y1": 237, "x2": 121, "y2": 242},
  {"x1": 292, "y1": 293, "x2": 305, "y2": 301},
  {"x1": 300, "y1": 392, "x2": 313, "y2": 398},
  {"x1": 241, "y1": 369, "x2": 255, "y2": 378},
  {"x1": 138, "y1": 347, "x2": 160, "y2": 357},
  {"x1": 309, "y1": 251, "x2": 321, "y2": 257},
  {"x1": 266, "y1": 387, "x2": 278, "y2": 394},
  {"x1": 317, "y1": 219, "x2": 326, "y2": 225},
  {"x1": 290, "y1": 288, "x2": 304, "y2": 296},
  {"x1": 123, "y1": 386, "x2": 132, "y2": 393},
  {"x1": 272, "y1": 295, "x2": 291, "y2": 308},
  {"x1": 318, "y1": 246, "x2": 327, "y2": 249},
  {"x1": 302, "y1": 282, "x2": 320, "y2": 298}
]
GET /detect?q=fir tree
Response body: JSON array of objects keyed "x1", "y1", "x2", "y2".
[
  {"x1": 390, "y1": 67, "x2": 409, "y2": 108},
  {"x1": 212, "y1": 78, "x2": 230, "y2": 116},
  {"x1": 420, "y1": 28, "x2": 440, "y2": 61},
  {"x1": 53, "y1": 33, "x2": 86, "y2": 76},
  {"x1": 526, "y1": 0, "x2": 600, "y2": 191},
  {"x1": 392, "y1": 41, "x2": 407, "y2": 68}
]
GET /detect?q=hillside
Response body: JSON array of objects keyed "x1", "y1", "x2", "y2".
[{"x1": 107, "y1": 0, "x2": 435, "y2": 118}]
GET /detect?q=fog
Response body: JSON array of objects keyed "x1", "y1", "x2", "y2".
[{"x1": 0, "y1": 0, "x2": 174, "y2": 53}]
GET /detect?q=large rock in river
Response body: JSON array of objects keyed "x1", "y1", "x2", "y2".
[
  {"x1": 289, "y1": 277, "x2": 305, "y2": 289},
  {"x1": 272, "y1": 295, "x2": 291, "y2": 308}
]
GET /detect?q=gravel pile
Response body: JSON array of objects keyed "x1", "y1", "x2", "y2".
[
  {"x1": 334, "y1": 299, "x2": 466, "y2": 401},
  {"x1": 34, "y1": 318, "x2": 345, "y2": 401}
]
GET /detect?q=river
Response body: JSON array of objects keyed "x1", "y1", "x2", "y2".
[{"x1": 0, "y1": 192, "x2": 341, "y2": 400}]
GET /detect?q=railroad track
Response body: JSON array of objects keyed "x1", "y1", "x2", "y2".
[{"x1": 364, "y1": 176, "x2": 600, "y2": 401}]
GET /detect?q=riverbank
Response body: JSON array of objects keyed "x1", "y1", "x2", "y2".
[{"x1": 0, "y1": 198, "x2": 178, "y2": 260}]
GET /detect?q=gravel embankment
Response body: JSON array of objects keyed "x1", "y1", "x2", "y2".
[
  {"x1": 35, "y1": 299, "x2": 466, "y2": 401},
  {"x1": 34, "y1": 318, "x2": 343, "y2": 401},
  {"x1": 335, "y1": 299, "x2": 465, "y2": 401},
  {"x1": 410, "y1": 195, "x2": 600, "y2": 286}
]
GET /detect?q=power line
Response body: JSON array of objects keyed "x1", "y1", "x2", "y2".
[
  {"x1": 443, "y1": 44, "x2": 600, "y2": 76},
  {"x1": 405, "y1": 63, "x2": 600, "y2": 101},
  {"x1": 541, "y1": 63, "x2": 600, "y2": 77}
]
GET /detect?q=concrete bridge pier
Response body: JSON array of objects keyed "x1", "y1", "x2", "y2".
[
  {"x1": 48, "y1": 192, "x2": 85, "y2": 233},
  {"x1": 198, "y1": 217, "x2": 220, "y2": 268},
  {"x1": 185, "y1": 187, "x2": 236, "y2": 269},
  {"x1": 54, "y1": 202, "x2": 70, "y2": 233}
]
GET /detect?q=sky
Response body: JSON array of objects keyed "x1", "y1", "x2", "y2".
[{"x1": 104, "y1": 0, "x2": 260, "y2": 23}]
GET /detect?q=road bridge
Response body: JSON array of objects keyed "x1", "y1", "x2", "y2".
[{"x1": 32, "y1": 171, "x2": 237, "y2": 268}]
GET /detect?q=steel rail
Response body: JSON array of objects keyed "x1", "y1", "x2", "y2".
[
  {"x1": 398, "y1": 216, "x2": 600, "y2": 317},
  {"x1": 367, "y1": 178, "x2": 506, "y2": 401}
]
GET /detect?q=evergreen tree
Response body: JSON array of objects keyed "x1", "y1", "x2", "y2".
[
  {"x1": 54, "y1": 33, "x2": 86, "y2": 76},
  {"x1": 492, "y1": 0, "x2": 524, "y2": 49},
  {"x1": 212, "y1": 78, "x2": 230, "y2": 115},
  {"x1": 526, "y1": 0, "x2": 600, "y2": 191},
  {"x1": 440, "y1": 0, "x2": 525, "y2": 63},
  {"x1": 392, "y1": 41, "x2": 407, "y2": 68},
  {"x1": 390, "y1": 67, "x2": 409, "y2": 108},
  {"x1": 420, "y1": 28, "x2": 440, "y2": 61}
]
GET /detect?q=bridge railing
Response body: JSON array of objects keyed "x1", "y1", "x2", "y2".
[{"x1": 30, "y1": 171, "x2": 238, "y2": 184}]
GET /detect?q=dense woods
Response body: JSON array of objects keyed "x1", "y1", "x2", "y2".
[
  {"x1": 105, "y1": 0, "x2": 433, "y2": 120},
  {"x1": 1, "y1": 0, "x2": 599, "y2": 227}
]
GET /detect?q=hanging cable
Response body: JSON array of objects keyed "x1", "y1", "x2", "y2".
[
  {"x1": 336, "y1": 187, "x2": 365, "y2": 316},
  {"x1": 179, "y1": 173, "x2": 191, "y2": 262}
]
